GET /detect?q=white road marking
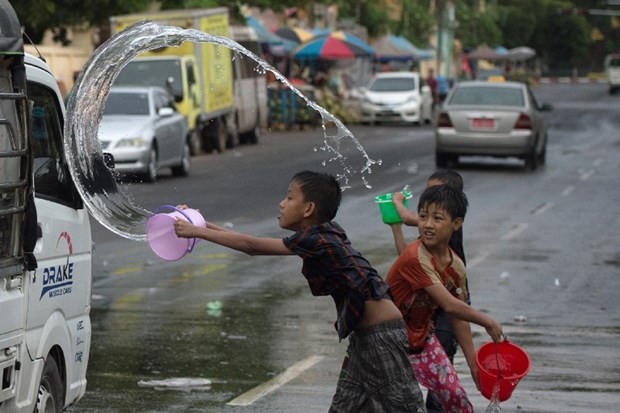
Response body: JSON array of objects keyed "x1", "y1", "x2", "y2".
[
  {"x1": 533, "y1": 201, "x2": 555, "y2": 216},
  {"x1": 467, "y1": 251, "x2": 489, "y2": 269},
  {"x1": 501, "y1": 223, "x2": 528, "y2": 241},
  {"x1": 227, "y1": 355, "x2": 325, "y2": 406},
  {"x1": 579, "y1": 169, "x2": 595, "y2": 181},
  {"x1": 561, "y1": 185, "x2": 575, "y2": 197}
]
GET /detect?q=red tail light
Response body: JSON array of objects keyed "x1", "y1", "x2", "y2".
[
  {"x1": 436, "y1": 112, "x2": 453, "y2": 127},
  {"x1": 514, "y1": 113, "x2": 532, "y2": 129}
]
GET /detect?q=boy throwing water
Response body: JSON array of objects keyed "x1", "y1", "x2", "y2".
[{"x1": 174, "y1": 170, "x2": 426, "y2": 412}]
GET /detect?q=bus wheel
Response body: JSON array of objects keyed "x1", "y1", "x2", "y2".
[{"x1": 35, "y1": 356, "x2": 64, "y2": 413}]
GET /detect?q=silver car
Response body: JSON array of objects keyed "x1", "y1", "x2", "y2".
[
  {"x1": 434, "y1": 80, "x2": 552, "y2": 170},
  {"x1": 360, "y1": 72, "x2": 433, "y2": 125},
  {"x1": 99, "y1": 86, "x2": 190, "y2": 182}
]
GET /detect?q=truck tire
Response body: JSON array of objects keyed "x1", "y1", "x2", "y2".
[
  {"x1": 202, "y1": 119, "x2": 227, "y2": 153},
  {"x1": 214, "y1": 118, "x2": 227, "y2": 153},
  {"x1": 189, "y1": 128, "x2": 201, "y2": 156},
  {"x1": 35, "y1": 356, "x2": 64, "y2": 413}
]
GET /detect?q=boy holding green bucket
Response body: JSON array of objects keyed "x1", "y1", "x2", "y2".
[
  {"x1": 391, "y1": 170, "x2": 467, "y2": 413},
  {"x1": 173, "y1": 170, "x2": 427, "y2": 412},
  {"x1": 386, "y1": 184, "x2": 503, "y2": 413}
]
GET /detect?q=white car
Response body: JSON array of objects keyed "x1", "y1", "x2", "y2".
[
  {"x1": 99, "y1": 86, "x2": 190, "y2": 182},
  {"x1": 359, "y1": 72, "x2": 433, "y2": 125}
]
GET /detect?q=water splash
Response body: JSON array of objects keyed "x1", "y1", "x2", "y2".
[{"x1": 65, "y1": 21, "x2": 377, "y2": 241}]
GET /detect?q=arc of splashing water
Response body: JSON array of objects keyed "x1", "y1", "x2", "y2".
[{"x1": 64, "y1": 21, "x2": 377, "y2": 241}]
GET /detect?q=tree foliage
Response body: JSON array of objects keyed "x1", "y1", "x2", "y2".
[
  {"x1": 13, "y1": 0, "x2": 155, "y2": 44},
  {"x1": 11, "y1": 0, "x2": 618, "y2": 73}
]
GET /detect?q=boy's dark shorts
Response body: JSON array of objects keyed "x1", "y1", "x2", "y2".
[{"x1": 329, "y1": 319, "x2": 426, "y2": 413}]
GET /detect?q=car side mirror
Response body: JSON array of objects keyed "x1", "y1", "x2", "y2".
[
  {"x1": 540, "y1": 103, "x2": 553, "y2": 111},
  {"x1": 158, "y1": 107, "x2": 174, "y2": 117},
  {"x1": 103, "y1": 152, "x2": 115, "y2": 169}
]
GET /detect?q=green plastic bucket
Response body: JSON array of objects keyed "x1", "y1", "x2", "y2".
[{"x1": 374, "y1": 192, "x2": 412, "y2": 224}]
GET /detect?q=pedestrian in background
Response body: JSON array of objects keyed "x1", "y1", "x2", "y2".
[
  {"x1": 173, "y1": 170, "x2": 427, "y2": 412},
  {"x1": 426, "y1": 68, "x2": 438, "y2": 108},
  {"x1": 386, "y1": 184, "x2": 503, "y2": 412}
]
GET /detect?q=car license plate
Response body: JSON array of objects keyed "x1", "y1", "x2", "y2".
[{"x1": 471, "y1": 118, "x2": 495, "y2": 129}]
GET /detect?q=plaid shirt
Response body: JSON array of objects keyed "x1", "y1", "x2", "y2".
[{"x1": 283, "y1": 221, "x2": 391, "y2": 340}]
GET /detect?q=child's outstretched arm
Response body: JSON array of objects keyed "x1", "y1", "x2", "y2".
[
  {"x1": 174, "y1": 218, "x2": 291, "y2": 256},
  {"x1": 425, "y1": 284, "x2": 503, "y2": 342},
  {"x1": 392, "y1": 192, "x2": 419, "y2": 226}
]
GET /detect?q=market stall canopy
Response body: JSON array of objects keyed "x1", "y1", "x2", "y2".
[
  {"x1": 245, "y1": 16, "x2": 297, "y2": 54},
  {"x1": 507, "y1": 46, "x2": 536, "y2": 61},
  {"x1": 293, "y1": 31, "x2": 374, "y2": 60},
  {"x1": 275, "y1": 27, "x2": 315, "y2": 44},
  {"x1": 467, "y1": 45, "x2": 507, "y2": 60},
  {"x1": 372, "y1": 35, "x2": 416, "y2": 62},
  {"x1": 390, "y1": 35, "x2": 434, "y2": 61}
]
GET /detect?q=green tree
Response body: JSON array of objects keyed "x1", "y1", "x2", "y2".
[
  {"x1": 454, "y1": 1, "x2": 502, "y2": 50},
  {"x1": 13, "y1": 0, "x2": 155, "y2": 45}
]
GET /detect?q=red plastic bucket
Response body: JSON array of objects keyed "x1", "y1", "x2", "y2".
[
  {"x1": 476, "y1": 340, "x2": 530, "y2": 402},
  {"x1": 146, "y1": 205, "x2": 205, "y2": 261}
]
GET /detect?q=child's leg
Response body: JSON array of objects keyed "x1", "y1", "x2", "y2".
[
  {"x1": 409, "y1": 334, "x2": 473, "y2": 413},
  {"x1": 330, "y1": 319, "x2": 426, "y2": 413},
  {"x1": 426, "y1": 310, "x2": 458, "y2": 413}
]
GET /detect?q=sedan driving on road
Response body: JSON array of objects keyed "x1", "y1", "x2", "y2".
[
  {"x1": 434, "y1": 80, "x2": 552, "y2": 170},
  {"x1": 99, "y1": 86, "x2": 190, "y2": 182},
  {"x1": 360, "y1": 72, "x2": 433, "y2": 125}
]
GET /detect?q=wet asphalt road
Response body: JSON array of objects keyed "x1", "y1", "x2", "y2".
[{"x1": 68, "y1": 82, "x2": 620, "y2": 412}]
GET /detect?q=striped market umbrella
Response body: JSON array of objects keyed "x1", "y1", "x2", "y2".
[{"x1": 292, "y1": 31, "x2": 374, "y2": 60}]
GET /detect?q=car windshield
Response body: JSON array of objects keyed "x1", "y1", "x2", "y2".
[
  {"x1": 369, "y1": 77, "x2": 416, "y2": 92},
  {"x1": 448, "y1": 86, "x2": 525, "y2": 107},
  {"x1": 114, "y1": 60, "x2": 183, "y2": 97},
  {"x1": 103, "y1": 92, "x2": 150, "y2": 116},
  {"x1": 607, "y1": 57, "x2": 620, "y2": 67}
]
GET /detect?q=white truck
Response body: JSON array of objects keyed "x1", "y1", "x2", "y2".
[{"x1": 1, "y1": 0, "x2": 92, "y2": 411}]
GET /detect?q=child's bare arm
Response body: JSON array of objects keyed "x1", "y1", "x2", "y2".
[
  {"x1": 392, "y1": 192, "x2": 419, "y2": 226},
  {"x1": 425, "y1": 284, "x2": 503, "y2": 342},
  {"x1": 390, "y1": 224, "x2": 407, "y2": 255},
  {"x1": 174, "y1": 219, "x2": 292, "y2": 256}
]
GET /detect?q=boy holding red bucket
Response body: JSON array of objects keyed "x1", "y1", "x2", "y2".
[
  {"x1": 173, "y1": 170, "x2": 427, "y2": 412},
  {"x1": 391, "y1": 170, "x2": 468, "y2": 413},
  {"x1": 386, "y1": 184, "x2": 503, "y2": 412}
]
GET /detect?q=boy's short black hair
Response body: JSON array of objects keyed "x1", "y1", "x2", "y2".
[
  {"x1": 292, "y1": 170, "x2": 342, "y2": 222},
  {"x1": 428, "y1": 169, "x2": 464, "y2": 191},
  {"x1": 418, "y1": 184, "x2": 468, "y2": 220}
]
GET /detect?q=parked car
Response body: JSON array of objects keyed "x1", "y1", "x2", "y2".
[
  {"x1": 434, "y1": 80, "x2": 553, "y2": 170},
  {"x1": 359, "y1": 72, "x2": 433, "y2": 125},
  {"x1": 99, "y1": 86, "x2": 190, "y2": 182}
]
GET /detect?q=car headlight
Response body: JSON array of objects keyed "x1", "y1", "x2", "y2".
[
  {"x1": 406, "y1": 96, "x2": 419, "y2": 104},
  {"x1": 115, "y1": 137, "x2": 147, "y2": 148}
]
